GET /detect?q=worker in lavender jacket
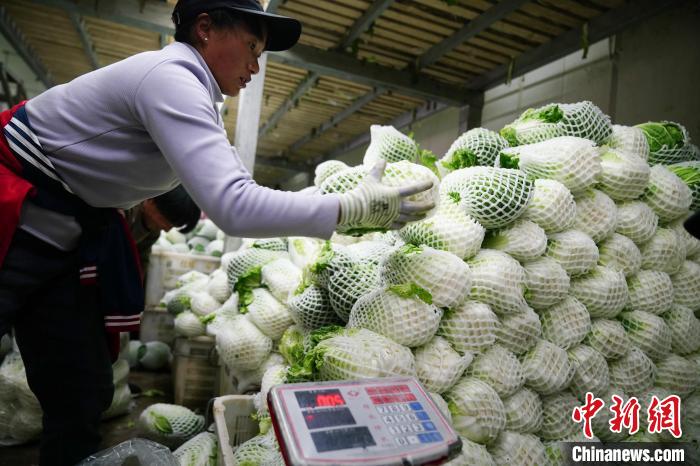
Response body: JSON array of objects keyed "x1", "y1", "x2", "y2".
[{"x1": 0, "y1": 0, "x2": 433, "y2": 464}]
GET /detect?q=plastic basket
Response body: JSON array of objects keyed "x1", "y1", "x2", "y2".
[
  {"x1": 144, "y1": 249, "x2": 220, "y2": 307},
  {"x1": 172, "y1": 336, "x2": 219, "y2": 411},
  {"x1": 213, "y1": 395, "x2": 258, "y2": 466},
  {"x1": 139, "y1": 307, "x2": 175, "y2": 346}
]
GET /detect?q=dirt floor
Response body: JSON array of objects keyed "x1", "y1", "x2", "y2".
[{"x1": 0, "y1": 370, "x2": 174, "y2": 466}]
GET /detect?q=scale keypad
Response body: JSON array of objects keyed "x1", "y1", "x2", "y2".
[{"x1": 367, "y1": 388, "x2": 443, "y2": 445}]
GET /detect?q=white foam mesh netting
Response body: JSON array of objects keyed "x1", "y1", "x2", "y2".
[
  {"x1": 226, "y1": 248, "x2": 284, "y2": 289},
  {"x1": 216, "y1": 315, "x2": 272, "y2": 371},
  {"x1": 440, "y1": 127, "x2": 509, "y2": 170},
  {"x1": 495, "y1": 307, "x2": 542, "y2": 356},
  {"x1": 363, "y1": 125, "x2": 419, "y2": 166},
  {"x1": 399, "y1": 209, "x2": 485, "y2": 260},
  {"x1": 383, "y1": 160, "x2": 440, "y2": 206},
  {"x1": 584, "y1": 318, "x2": 631, "y2": 361},
  {"x1": 247, "y1": 288, "x2": 294, "y2": 340},
  {"x1": 626, "y1": 270, "x2": 674, "y2": 315},
  {"x1": 500, "y1": 136, "x2": 601, "y2": 195},
  {"x1": 444, "y1": 377, "x2": 506, "y2": 445},
  {"x1": 522, "y1": 179, "x2": 577, "y2": 233},
  {"x1": 573, "y1": 189, "x2": 618, "y2": 243},
  {"x1": 645, "y1": 121, "x2": 695, "y2": 165},
  {"x1": 569, "y1": 266, "x2": 628, "y2": 319},
  {"x1": 640, "y1": 165, "x2": 692, "y2": 223},
  {"x1": 539, "y1": 296, "x2": 591, "y2": 350},
  {"x1": 483, "y1": 220, "x2": 547, "y2": 262},
  {"x1": 314, "y1": 328, "x2": 417, "y2": 381},
  {"x1": 440, "y1": 167, "x2": 533, "y2": 229},
  {"x1": 468, "y1": 249, "x2": 527, "y2": 315},
  {"x1": 348, "y1": 286, "x2": 442, "y2": 347},
  {"x1": 468, "y1": 344, "x2": 524, "y2": 398},
  {"x1": 670, "y1": 261, "x2": 700, "y2": 312},
  {"x1": 439, "y1": 300, "x2": 499, "y2": 355},
  {"x1": 614, "y1": 201, "x2": 659, "y2": 245},
  {"x1": 380, "y1": 245, "x2": 472, "y2": 309},
  {"x1": 261, "y1": 258, "x2": 302, "y2": 303},
  {"x1": 608, "y1": 347, "x2": 656, "y2": 396},
  {"x1": 488, "y1": 431, "x2": 547, "y2": 466},
  {"x1": 662, "y1": 304, "x2": 700, "y2": 355},
  {"x1": 319, "y1": 165, "x2": 368, "y2": 195},
  {"x1": 287, "y1": 285, "x2": 341, "y2": 329},
  {"x1": 502, "y1": 387, "x2": 543, "y2": 434},
  {"x1": 520, "y1": 339, "x2": 573, "y2": 396},
  {"x1": 414, "y1": 336, "x2": 471, "y2": 394},
  {"x1": 538, "y1": 392, "x2": 580, "y2": 440},
  {"x1": 619, "y1": 310, "x2": 672, "y2": 362},
  {"x1": 597, "y1": 233, "x2": 642, "y2": 277},
  {"x1": 606, "y1": 125, "x2": 650, "y2": 160},
  {"x1": 597, "y1": 148, "x2": 650, "y2": 201},
  {"x1": 558, "y1": 101, "x2": 612, "y2": 145},
  {"x1": 567, "y1": 344, "x2": 610, "y2": 400},
  {"x1": 314, "y1": 160, "x2": 348, "y2": 187},
  {"x1": 522, "y1": 256, "x2": 570, "y2": 311},
  {"x1": 639, "y1": 228, "x2": 685, "y2": 274},
  {"x1": 327, "y1": 263, "x2": 380, "y2": 322},
  {"x1": 545, "y1": 230, "x2": 599, "y2": 277},
  {"x1": 654, "y1": 354, "x2": 699, "y2": 397}
]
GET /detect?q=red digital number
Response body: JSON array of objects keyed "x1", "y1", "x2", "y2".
[{"x1": 316, "y1": 393, "x2": 345, "y2": 407}]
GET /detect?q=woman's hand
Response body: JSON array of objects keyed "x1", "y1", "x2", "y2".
[{"x1": 336, "y1": 160, "x2": 434, "y2": 235}]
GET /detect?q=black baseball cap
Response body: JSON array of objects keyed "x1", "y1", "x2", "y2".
[{"x1": 172, "y1": 0, "x2": 302, "y2": 51}]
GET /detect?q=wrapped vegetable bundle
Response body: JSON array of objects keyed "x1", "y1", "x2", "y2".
[
  {"x1": 440, "y1": 127, "x2": 509, "y2": 172},
  {"x1": 521, "y1": 179, "x2": 577, "y2": 233},
  {"x1": 502, "y1": 387, "x2": 543, "y2": 434},
  {"x1": 606, "y1": 124, "x2": 650, "y2": 160},
  {"x1": 468, "y1": 249, "x2": 527, "y2": 315},
  {"x1": 363, "y1": 125, "x2": 418, "y2": 166},
  {"x1": 499, "y1": 136, "x2": 601, "y2": 194},
  {"x1": 440, "y1": 167, "x2": 533, "y2": 229},
  {"x1": 439, "y1": 300, "x2": 499, "y2": 354},
  {"x1": 414, "y1": 336, "x2": 471, "y2": 394},
  {"x1": 539, "y1": 296, "x2": 591, "y2": 350},
  {"x1": 572, "y1": 189, "x2": 618, "y2": 243},
  {"x1": 637, "y1": 121, "x2": 694, "y2": 165},
  {"x1": 668, "y1": 161, "x2": 700, "y2": 210},
  {"x1": 640, "y1": 165, "x2": 692, "y2": 223},
  {"x1": 138, "y1": 403, "x2": 204, "y2": 449},
  {"x1": 381, "y1": 244, "x2": 471, "y2": 309},
  {"x1": 314, "y1": 160, "x2": 348, "y2": 187},
  {"x1": 597, "y1": 148, "x2": 650, "y2": 201},
  {"x1": 445, "y1": 377, "x2": 506, "y2": 444},
  {"x1": 500, "y1": 104, "x2": 564, "y2": 146},
  {"x1": 482, "y1": 220, "x2": 547, "y2": 262},
  {"x1": 348, "y1": 284, "x2": 442, "y2": 347}
]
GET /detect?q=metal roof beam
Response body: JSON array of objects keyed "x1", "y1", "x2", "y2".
[
  {"x1": 288, "y1": 87, "x2": 385, "y2": 155},
  {"x1": 0, "y1": 6, "x2": 54, "y2": 87},
  {"x1": 416, "y1": 0, "x2": 530, "y2": 70},
  {"x1": 322, "y1": 100, "x2": 450, "y2": 161},
  {"x1": 340, "y1": 0, "x2": 394, "y2": 50},
  {"x1": 30, "y1": 0, "x2": 174, "y2": 35},
  {"x1": 69, "y1": 13, "x2": 100, "y2": 70},
  {"x1": 259, "y1": 0, "x2": 394, "y2": 138},
  {"x1": 258, "y1": 72, "x2": 318, "y2": 137},
  {"x1": 256, "y1": 155, "x2": 310, "y2": 172},
  {"x1": 467, "y1": 0, "x2": 680, "y2": 90},
  {"x1": 269, "y1": 44, "x2": 476, "y2": 106}
]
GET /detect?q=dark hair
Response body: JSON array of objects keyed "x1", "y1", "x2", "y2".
[
  {"x1": 153, "y1": 185, "x2": 201, "y2": 233},
  {"x1": 173, "y1": 7, "x2": 267, "y2": 46}
]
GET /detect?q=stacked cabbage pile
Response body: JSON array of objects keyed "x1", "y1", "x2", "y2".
[
  {"x1": 163, "y1": 102, "x2": 700, "y2": 465},
  {"x1": 154, "y1": 218, "x2": 225, "y2": 257}
]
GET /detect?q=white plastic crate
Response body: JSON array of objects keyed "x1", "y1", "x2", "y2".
[
  {"x1": 139, "y1": 307, "x2": 175, "y2": 346},
  {"x1": 144, "y1": 249, "x2": 220, "y2": 307},
  {"x1": 213, "y1": 395, "x2": 258, "y2": 466}
]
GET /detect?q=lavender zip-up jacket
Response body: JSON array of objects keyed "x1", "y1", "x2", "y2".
[{"x1": 24, "y1": 42, "x2": 339, "y2": 242}]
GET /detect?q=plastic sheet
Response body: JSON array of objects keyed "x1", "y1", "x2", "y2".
[{"x1": 76, "y1": 438, "x2": 178, "y2": 466}]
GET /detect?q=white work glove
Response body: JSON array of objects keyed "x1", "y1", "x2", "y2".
[{"x1": 337, "y1": 160, "x2": 434, "y2": 235}]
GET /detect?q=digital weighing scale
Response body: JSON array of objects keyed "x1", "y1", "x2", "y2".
[{"x1": 268, "y1": 376, "x2": 462, "y2": 466}]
